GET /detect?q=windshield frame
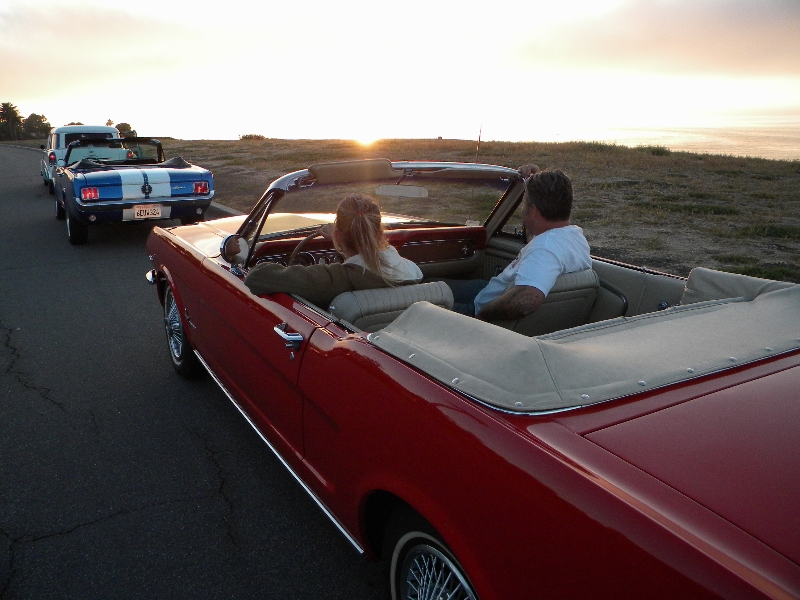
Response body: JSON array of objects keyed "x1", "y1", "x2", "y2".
[
  {"x1": 62, "y1": 136, "x2": 166, "y2": 165},
  {"x1": 236, "y1": 160, "x2": 524, "y2": 266}
]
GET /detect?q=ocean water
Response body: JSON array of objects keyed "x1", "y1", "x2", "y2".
[
  {"x1": 594, "y1": 126, "x2": 800, "y2": 161},
  {"x1": 560, "y1": 118, "x2": 800, "y2": 162}
]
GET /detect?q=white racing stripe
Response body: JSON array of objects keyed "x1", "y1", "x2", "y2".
[
  {"x1": 119, "y1": 169, "x2": 172, "y2": 199},
  {"x1": 118, "y1": 170, "x2": 144, "y2": 199},
  {"x1": 144, "y1": 169, "x2": 172, "y2": 197}
]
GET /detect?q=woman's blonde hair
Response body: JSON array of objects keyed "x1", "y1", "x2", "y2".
[{"x1": 334, "y1": 193, "x2": 390, "y2": 277}]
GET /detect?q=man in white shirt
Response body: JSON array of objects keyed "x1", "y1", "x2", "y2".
[{"x1": 449, "y1": 168, "x2": 591, "y2": 321}]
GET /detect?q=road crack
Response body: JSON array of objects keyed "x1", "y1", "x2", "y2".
[
  {"x1": 0, "y1": 526, "x2": 12, "y2": 600},
  {"x1": 190, "y1": 428, "x2": 237, "y2": 548},
  {"x1": 0, "y1": 320, "x2": 65, "y2": 412},
  {"x1": 0, "y1": 493, "x2": 218, "y2": 598}
]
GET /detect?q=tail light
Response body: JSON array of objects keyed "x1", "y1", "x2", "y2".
[
  {"x1": 81, "y1": 187, "x2": 99, "y2": 200},
  {"x1": 193, "y1": 181, "x2": 209, "y2": 194},
  {"x1": 48, "y1": 152, "x2": 57, "y2": 165},
  {"x1": 127, "y1": 150, "x2": 134, "y2": 159}
]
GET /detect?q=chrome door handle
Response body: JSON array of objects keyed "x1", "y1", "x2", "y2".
[{"x1": 274, "y1": 323, "x2": 303, "y2": 351}]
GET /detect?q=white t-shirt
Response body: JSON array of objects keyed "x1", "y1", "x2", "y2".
[
  {"x1": 344, "y1": 245, "x2": 423, "y2": 282},
  {"x1": 473, "y1": 225, "x2": 591, "y2": 314}
]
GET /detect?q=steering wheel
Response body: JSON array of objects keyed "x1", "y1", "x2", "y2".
[{"x1": 288, "y1": 230, "x2": 322, "y2": 266}]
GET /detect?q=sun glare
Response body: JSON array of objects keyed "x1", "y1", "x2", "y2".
[{"x1": 355, "y1": 137, "x2": 379, "y2": 146}]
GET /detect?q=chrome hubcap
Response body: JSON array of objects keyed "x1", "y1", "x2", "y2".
[
  {"x1": 164, "y1": 291, "x2": 183, "y2": 359},
  {"x1": 401, "y1": 544, "x2": 476, "y2": 600}
]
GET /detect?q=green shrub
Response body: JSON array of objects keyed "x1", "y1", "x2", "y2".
[
  {"x1": 635, "y1": 201, "x2": 739, "y2": 216},
  {"x1": 712, "y1": 254, "x2": 757, "y2": 265},
  {"x1": 578, "y1": 141, "x2": 618, "y2": 152},
  {"x1": 688, "y1": 191, "x2": 717, "y2": 199},
  {"x1": 642, "y1": 237, "x2": 665, "y2": 250},
  {"x1": 637, "y1": 145, "x2": 671, "y2": 156},
  {"x1": 722, "y1": 264, "x2": 800, "y2": 282},
  {"x1": 735, "y1": 225, "x2": 800, "y2": 240}
]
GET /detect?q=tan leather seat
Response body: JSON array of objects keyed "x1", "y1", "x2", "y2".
[
  {"x1": 492, "y1": 269, "x2": 600, "y2": 336},
  {"x1": 328, "y1": 281, "x2": 454, "y2": 332}
]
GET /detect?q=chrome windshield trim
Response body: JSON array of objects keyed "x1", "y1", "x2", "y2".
[{"x1": 193, "y1": 350, "x2": 365, "y2": 555}]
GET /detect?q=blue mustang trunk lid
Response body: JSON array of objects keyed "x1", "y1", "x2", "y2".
[{"x1": 78, "y1": 167, "x2": 213, "y2": 201}]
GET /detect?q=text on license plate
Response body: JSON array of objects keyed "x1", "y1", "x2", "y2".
[{"x1": 134, "y1": 204, "x2": 161, "y2": 219}]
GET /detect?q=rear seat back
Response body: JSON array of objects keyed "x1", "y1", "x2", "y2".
[{"x1": 328, "y1": 281, "x2": 454, "y2": 332}]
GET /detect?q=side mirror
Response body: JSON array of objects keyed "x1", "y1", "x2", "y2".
[{"x1": 220, "y1": 234, "x2": 249, "y2": 266}]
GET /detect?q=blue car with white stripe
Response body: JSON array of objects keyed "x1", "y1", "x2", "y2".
[{"x1": 54, "y1": 137, "x2": 214, "y2": 245}]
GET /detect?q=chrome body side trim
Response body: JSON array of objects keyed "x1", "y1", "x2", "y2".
[{"x1": 192, "y1": 350, "x2": 365, "y2": 555}]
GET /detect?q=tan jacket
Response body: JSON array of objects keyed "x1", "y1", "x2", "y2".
[{"x1": 245, "y1": 262, "x2": 411, "y2": 308}]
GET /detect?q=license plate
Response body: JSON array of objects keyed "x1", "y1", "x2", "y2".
[{"x1": 134, "y1": 204, "x2": 161, "y2": 219}]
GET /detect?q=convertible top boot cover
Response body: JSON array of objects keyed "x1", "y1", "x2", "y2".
[{"x1": 371, "y1": 280, "x2": 800, "y2": 413}]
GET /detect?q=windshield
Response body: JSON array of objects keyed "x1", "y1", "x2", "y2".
[
  {"x1": 122, "y1": 138, "x2": 163, "y2": 161},
  {"x1": 259, "y1": 172, "x2": 515, "y2": 241},
  {"x1": 64, "y1": 138, "x2": 165, "y2": 165},
  {"x1": 237, "y1": 162, "x2": 519, "y2": 265}
]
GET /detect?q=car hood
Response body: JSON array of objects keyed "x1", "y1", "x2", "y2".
[
  {"x1": 585, "y1": 364, "x2": 800, "y2": 565},
  {"x1": 169, "y1": 215, "x2": 246, "y2": 257},
  {"x1": 76, "y1": 165, "x2": 214, "y2": 201}
]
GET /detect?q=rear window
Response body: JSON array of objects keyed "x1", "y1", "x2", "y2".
[
  {"x1": 64, "y1": 132, "x2": 114, "y2": 146},
  {"x1": 122, "y1": 139, "x2": 162, "y2": 161}
]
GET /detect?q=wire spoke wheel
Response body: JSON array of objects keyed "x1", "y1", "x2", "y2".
[
  {"x1": 388, "y1": 510, "x2": 478, "y2": 600},
  {"x1": 164, "y1": 289, "x2": 184, "y2": 359},
  {"x1": 161, "y1": 285, "x2": 204, "y2": 378},
  {"x1": 400, "y1": 543, "x2": 476, "y2": 600}
]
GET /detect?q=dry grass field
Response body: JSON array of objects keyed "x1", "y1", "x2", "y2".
[{"x1": 12, "y1": 137, "x2": 800, "y2": 281}]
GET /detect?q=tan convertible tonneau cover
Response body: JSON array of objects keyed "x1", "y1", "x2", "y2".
[{"x1": 370, "y1": 274, "x2": 800, "y2": 413}]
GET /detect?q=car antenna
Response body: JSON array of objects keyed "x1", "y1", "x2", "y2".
[{"x1": 473, "y1": 124, "x2": 482, "y2": 163}]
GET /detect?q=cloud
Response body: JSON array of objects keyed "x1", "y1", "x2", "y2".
[
  {"x1": 0, "y1": 4, "x2": 208, "y2": 101},
  {"x1": 518, "y1": 0, "x2": 800, "y2": 76},
  {"x1": 3, "y1": 0, "x2": 798, "y2": 138}
]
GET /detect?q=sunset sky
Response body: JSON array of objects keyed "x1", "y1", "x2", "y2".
[{"x1": 2, "y1": 0, "x2": 799, "y2": 143}]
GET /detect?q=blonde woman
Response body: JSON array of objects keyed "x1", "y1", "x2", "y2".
[{"x1": 244, "y1": 193, "x2": 422, "y2": 307}]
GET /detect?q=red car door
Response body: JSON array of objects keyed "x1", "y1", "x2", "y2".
[{"x1": 187, "y1": 256, "x2": 322, "y2": 460}]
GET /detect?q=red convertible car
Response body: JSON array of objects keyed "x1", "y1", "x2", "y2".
[{"x1": 145, "y1": 159, "x2": 800, "y2": 600}]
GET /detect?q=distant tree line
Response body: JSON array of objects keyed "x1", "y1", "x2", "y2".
[
  {"x1": 0, "y1": 102, "x2": 51, "y2": 140},
  {"x1": 105, "y1": 120, "x2": 135, "y2": 136},
  {"x1": 0, "y1": 103, "x2": 135, "y2": 141}
]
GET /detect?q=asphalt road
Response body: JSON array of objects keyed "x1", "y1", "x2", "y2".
[{"x1": 0, "y1": 146, "x2": 383, "y2": 599}]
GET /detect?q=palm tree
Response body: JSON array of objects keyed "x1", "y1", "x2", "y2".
[{"x1": 0, "y1": 102, "x2": 22, "y2": 141}]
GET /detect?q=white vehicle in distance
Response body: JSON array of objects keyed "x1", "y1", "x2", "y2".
[{"x1": 40, "y1": 125, "x2": 120, "y2": 195}]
